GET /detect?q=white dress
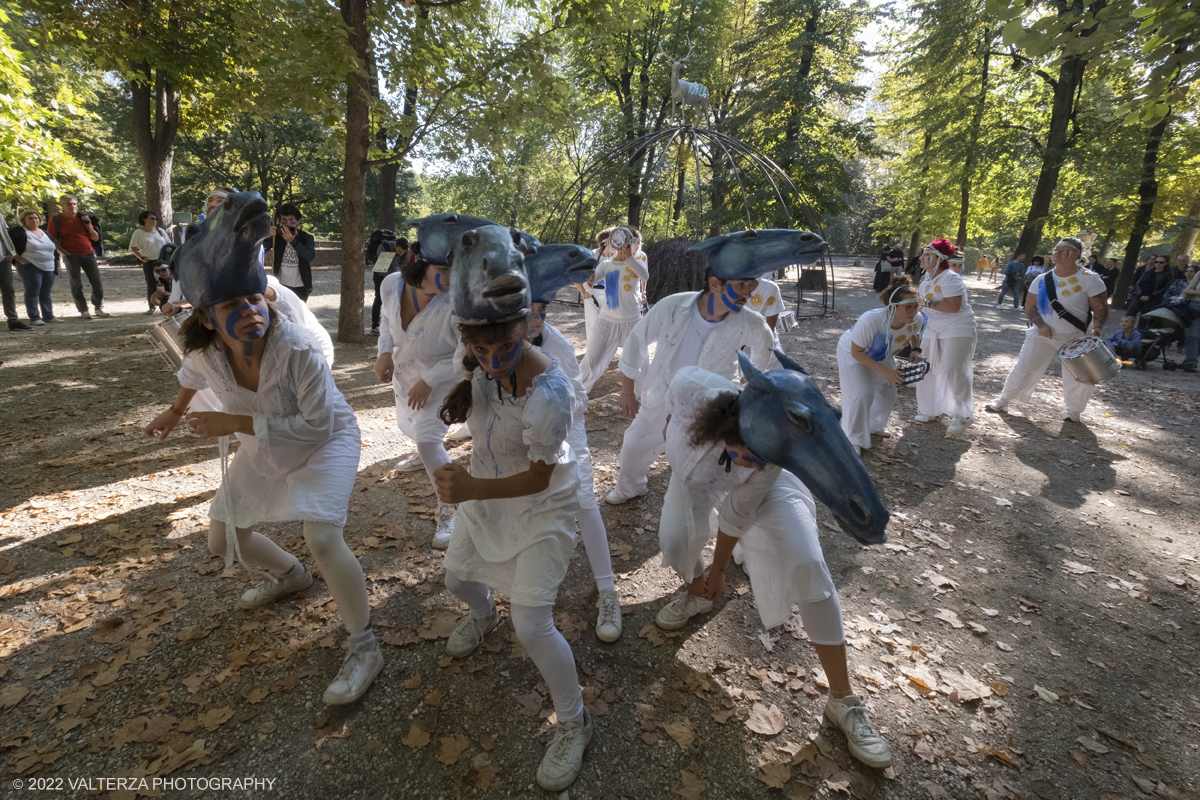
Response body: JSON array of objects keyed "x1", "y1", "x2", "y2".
[
  {"x1": 536, "y1": 324, "x2": 599, "y2": 510},
  {"x1": 177, "y1": 318, "x2": 361, "y2": 527},
  {"x1": 661, "y1": 368, "x2": 836, "y2": 630},
  {"x1": 836, "y1": 307, "x2": 925, "y2": 449},
  {"x1": 916, "y1": 268, "x2": 977, "y2": 421},
  {"x1": 443, "y1": 358, "x2": 582, "y2": 606},
  {"x1": 376, "y1": 273, "x2": 460, "y2": 442}
]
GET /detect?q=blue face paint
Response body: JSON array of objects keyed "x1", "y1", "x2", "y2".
[
  {"x1": 410, "y1": 286, "x2": 421, "y2": 313},
  {"x1": 434, "y1": 272, "x2": 445, "y2": 293},
  {"x1": 216, "y1": 299, "x2": 269, "y2": 356},
  {"x1": 706, "y1": 292, "x2": 715, "y2": 316},
  {"x1": 485, "y1": 340, "x2": 522, "y2": 381},
  {"x1": 726, "y1": 448, "x2": 766, "y2": 470},
  {"x1": 721, "y1": 283, "x2": 743, "y2": 312}
]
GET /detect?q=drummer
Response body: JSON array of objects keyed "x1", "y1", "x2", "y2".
[{"x1": 985, "y1": 236, "x2": 1108, "y2": 424}]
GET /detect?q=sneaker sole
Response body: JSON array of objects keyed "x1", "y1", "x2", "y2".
[
  {"x1": 536, "y1": 725, "x2": 594, "y2": 791},
  {"x1": 235, "y1": 572, "x2": 313, "y2": 609},
  {"x1": 823, "y1": 708, "x2": 892, "y2": 769},
  {"x1": 322, "y1": 655, "x2": 384, "y2": 705},
  {"x1": 431, "y1": 535, "x2": 451, "y2": 550},
  {"x1": 654, "y1": 602, "x2": 712, "y2": 631},
  {"x1": 595, "y1": 624, "x2": 622, "y2": 643}
]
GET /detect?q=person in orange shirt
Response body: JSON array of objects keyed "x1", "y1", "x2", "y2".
[{"x1": 46, "y1": 194, "x2": 108, "y2": 319}]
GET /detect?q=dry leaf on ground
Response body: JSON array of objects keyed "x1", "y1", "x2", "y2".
[{"x1": 745, "y1": 703, "x2": 786, "y2": 735}]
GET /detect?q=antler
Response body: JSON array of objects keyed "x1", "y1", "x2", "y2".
[
  {"x1": 657, "y1": 40, "x2": 670, "y2": 60},
  {"x1": 682, "y1": 36, "x2": 695, "y2": 61}
]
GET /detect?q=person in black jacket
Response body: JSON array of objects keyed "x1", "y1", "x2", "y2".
[
  {"x1": 1126, "y1": 255, "x2": 1173, "y2": 319},
  {"x1": 265, "y1": 203, "x2": 316, "y2": 302}
]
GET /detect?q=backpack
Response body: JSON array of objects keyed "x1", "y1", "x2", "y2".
[
  {"x1": 51, "y1": 213, "x2": 105, "y2": 258},
  {"x1": 366, "y1": 228, "x2": 396, "y2": 264}
]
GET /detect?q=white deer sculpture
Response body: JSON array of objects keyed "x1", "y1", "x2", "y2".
[{"x1": 659, "y1": 40, "x2": 711, "y2": 128}]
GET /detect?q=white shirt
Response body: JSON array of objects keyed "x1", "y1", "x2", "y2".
[
  {"x1": 130, "y1": 228, "x2": 169, "y2": 261},
  {"x1": 619, "y1": 291, "x2": 774, "y2": 409},
  {"x1": 22, "y1": 228, "x2": 57, "y2": 271},
  {"x1": 376, "y1": 273, "x2": 460, "y2": 390},
  {"x1": 919, "y1": 268, "x2": 976, "y2": 336},
  {"x1": 838, "y1": 307, "x2": 925, "y2": 362},
  {"x1": 279, "y1": 244, "x2": 302, "y2": 288},
  {"x1": 668, "y1": 304, "x2": 721, "y2": 378},
  {"x1": 1031, "y1": 267, "x2": 1106, "y2": 338},
  {"x1": 268, "y1": 276, "x2": 334, "y2": 366},
  {"x1": 590, "y1": 250, "x2": 648, "y2": 322},
  {"x1": 748, "y1": 279, "x2": 783, "y2": 317}
]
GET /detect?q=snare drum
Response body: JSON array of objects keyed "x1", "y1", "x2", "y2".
[
  {"x1": 1058, "y1": 335, "x2": 1120, "y2": 385},
  {"x1": 146, "y1": 316, "x2": 186, "y2": 370}
]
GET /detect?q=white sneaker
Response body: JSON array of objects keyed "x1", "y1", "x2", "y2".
[
  {"x1": 536, "y1": 708, "x2": 594, "y2": 791},
  {"x1": 323, "y1": 638, "x2": 384, "y2": 705},
  {"x1": 596, "y1": 589, "x2": 622, "y2": 642},
  {"x1": 824, "y1": 695, "x2": 892, "y2": 768},
  {"x1": 995, "y1": 304, "x2": 1003, "y2": 309},
  {"x1": 945, "y1": 417, "x2": 971, "y2": 435},
  {"x1": 432, "y1": 509, "x2": 453, "y2": 550},
  {"x1": 604, "y1": 487, "x2": 645, "y2": 505},
  {"x1": 396, "y1": 452, "x2": 426, "y2": 472},
  {"x1": 655, "y1": 591, "x2": 713, "y2": 631},
  {"x1": 445, "y1": 422, "x2": 472, "y2": 444},
  {"x1": 1062, "y1": 412, "x2": 1082, "y2": 423},
  {"x1": 984, "y1": 398, "x2": 1008, "y2": 413},
  {"x1": 236, "y1": 562, "x2": 312, "y2": 609},
  {"x1": 913, "y1": 414, "x2": 934, "y2": 423},
  {"x1": 447, "y1": 606, "x2": 499, "y2": 658},
  {"x1": 852, "y1": 444, "x2": 862, "y2": 456},
  {"x1": 34, "y1": 319, "x2": 45, "y2": 326},
  {"x1": 368, "y1": 326, "x2": 379, "y2": 335}
]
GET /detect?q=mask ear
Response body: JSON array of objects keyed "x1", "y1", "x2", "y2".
[
  {"x1": 773, "y1": 348, "x2": 808, "y2": 375},
  {"x1": 738, "y1": 351, "x2": 774, "y2": 393}
]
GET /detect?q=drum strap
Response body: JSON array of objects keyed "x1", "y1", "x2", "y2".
[{"x1": 1043, "y1": 275, "x2": 1092, "y2": 333}]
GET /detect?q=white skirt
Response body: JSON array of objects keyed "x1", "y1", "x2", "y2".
[{"x1": 444, "y1": 521, "x2": 576, "y2": 607}]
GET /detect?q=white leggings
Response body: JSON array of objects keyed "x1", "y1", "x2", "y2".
[
  {"x1": 445, "y1": 572, "x2": 584, "y2": 721},
  {"x1": 208, "y1": 520, "x2": 370, "y2": 632},
  {"x1": 578, "y1": 506, "x2": 615, "y2": 591},
  {"x1": 672, "y1": 558, "x2": 845, "y2": 645},
  {"x1": 416, "y1": 441, "x2": 454, "y2": 513}
]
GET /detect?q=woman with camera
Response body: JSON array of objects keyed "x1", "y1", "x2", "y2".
[{"x1": 265, "y1": 203, "x2": 316, "y2": 303}]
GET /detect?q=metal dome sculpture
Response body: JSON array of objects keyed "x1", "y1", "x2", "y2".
[{"x1": 539, "y1": 121, "x2": 836, "y2": 317}]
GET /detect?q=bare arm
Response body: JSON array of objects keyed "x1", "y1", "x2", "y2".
[
  {"x1": 927, "y1": 295, "x2": 963, "y2": 313},
  {"x1": 434, "y1": 460, "x2": 556, "y2": 504},
  {"x1": 850, "y1": 342, "x2": 902, "y2": 386},
  {"x1": 1088, "y1": 292, "x2": 1108, "y2": 336},
  {"x1": 1025, "y1": 293, "x2": 1052, "y2": 337}
]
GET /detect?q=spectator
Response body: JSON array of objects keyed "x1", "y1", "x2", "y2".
[
  {"x1": 265, "y1": 202, "x2": 316, "y2": 303},
  {"x1": 1174, "y1": 254, "x2": 1191, "y2": 279},
  {"x1": 1, "y1": 211, "x2": 33, "y2": 330},
  {"x1": 886, "y1": 245, "x2": 905, "y2": 278},
  {"x1": 1106, "y1": 316, "x2": 1143, "y2": 359},
  {"x1": 872, "y1": 250, "x2": 890, "y2": 292},
  {"x1": 130, "y1": 210, "x2": 171, "y2": 315},
  {"x1": 1021, "y1": 256, "x2": 1047, "y2": 308},
  {"x1": 1102, "y1": 258, "x2": 1120, "y2": 297},
  {"x1": 10, "y1": 210, "x2": 59, "y2": 325},
  {"x1": 975, "y1": 252, "x2": 990, "y2": 280},
  {"x1": 1180, "y1": 268, "x2": 1200, "y2": 373},
  {"x1": 1165, "y1": 265, "x2": 1196, "y2": 306},
  {"x1": 47, "y1": 194, "x2": 108, "y2": 319},
  {"x1": 996, "y1": 253, "x2": 1026, "y2": 309},
  {"x1": 988, "y1": 254, "x2": 1004, "y2": 283},
  {"x1": 1126, "y1": 255, "x2": 1172, "y2": 319},
  {"x1": 370, "y1": 236, "x2": 408, "y2": 335},
  {"x1": 1129, "y1": 255, "x2": 1154, "y2": 301}
]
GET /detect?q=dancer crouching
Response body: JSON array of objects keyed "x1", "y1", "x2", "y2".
[
  {"x1": 652, "y1": 358, "x2": 892, "y2": 769},
  {"x1": 374, "y1": 254, "x2": 460, "y2": 548},
  {"x1": 528, "y1": 299, "x2": 622, "y2": 641},
  {"x1": 836, "y1": 277, "x2": 925, "y2": 454},
  {"x1": 433, "y1": 226, "x2": 592, "y2": 791},
  {"x1": 144, "y1": 193, "x2": 380, "y2": 705}
]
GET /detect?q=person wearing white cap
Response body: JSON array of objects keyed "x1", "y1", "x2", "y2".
[
  {"x1": 913, "y1": 238, "x2": 977, "y2": 435},
  {"x1": 985, "y1": 236, "x2": 1108, "y2": 423}
]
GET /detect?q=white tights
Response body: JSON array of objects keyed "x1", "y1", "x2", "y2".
[
  {"x1": 577, "y1": 506, "x2": 615, "y2": 592},
  {"x1": 208, "y1": 520, "x2": 371, "y2": 632},
  {"x1": 416, "y1": 441, "x2": 454, "y2": 514},
  {"x1": 444, "y1": 572, "x2": 584, "y2": 722}
]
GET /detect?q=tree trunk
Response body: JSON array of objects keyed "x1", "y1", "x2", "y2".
[
  {"x1": 1014, "y1": 54, "x2": 1087, "y2": 260},
  {"x1": 673, "y1": 162, "x2": 686, "y2": 223},
  {"x1": 1097, "y1": 226, "x2": 1115, "y2": 260},
  {"x1": 907, "y1": 131, "x2": 932, "y2": 262},
  {"x1": 378, "y1": 162, "x2": 398, "y2": 231},
  {"x1": 129, "y1": 65, "x2": 180, "y2": 224},
  {"x1": 1168, "y1": 185, "x2": 1200, "y2": 261},
  {"x1": 337, "y1": 0, "x2": 370, "y2": 344},
  {"x1": 1114, "y1": 112, "x2": 1172, "y2": 306},
  {"x1": 957, "y1": 33, "x2": 991, "y2": 250}
]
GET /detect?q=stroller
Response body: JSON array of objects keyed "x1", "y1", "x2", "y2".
[{"x1": 1133, "y1": 306, "x2": 1189, "y2": 370}]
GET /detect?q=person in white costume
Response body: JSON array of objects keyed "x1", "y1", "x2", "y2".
[
  {"x1": 577, "y1": 225, "x2": 649, "y2": 393},
  {"x1": 836, "y1": 277, "x2": 926, "y2": 455},
  {"x1": 434, "y1": 314, "x2": 593, "y2": 792},
  {"x1": 528, "y1": 300, "x2": 622, "y2": 642},
  {"x1": 913, "y1": 238, "x2": 977, "y2": 435},
  {"x1": 374, "y1": 256, "x2": 460, "y2": 548},
  {"x1": 748, "y1": 274, "x2": 785, "y2": 368},
  {"x1": 144, "y1": 230, "x2": 381, "y2": 708},
  {"x1": 573, "y1": 227, "x2": 614, "y2": 346},
  {"x1": 652, "y1": 366, "x2": 893, "y2": 769},
  {"x1": 605, "y1": 272, "x2": 774, "y2": 504},
  {"x1": 985, "y1": 236, "x2": 1109, "y2": 423}
]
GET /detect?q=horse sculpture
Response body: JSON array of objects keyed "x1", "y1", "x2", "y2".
[{"x1": 659, "y1": 40, "x2": 711, "y2": 128}]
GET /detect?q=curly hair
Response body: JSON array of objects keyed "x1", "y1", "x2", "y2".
[
  {"x1": 438, "y1": 317, "x2": 529, "y2": 425},
  {"x1": 686, "y1": 391, "x2": 745, "y2": 449}
]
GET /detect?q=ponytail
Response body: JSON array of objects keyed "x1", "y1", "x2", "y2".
[
  {"x1": 437, "y1": 317, "x2": 529, "y2": 425},
  {"x1": 438, "y1": 352, "x2": 477, "y2": 425}
]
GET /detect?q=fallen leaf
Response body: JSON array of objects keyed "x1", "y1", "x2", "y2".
[
  {"x1": 1063, "y1": 560, "x2": 1096, "y2": 575},
  {"x1": 989, "y1": 680, "x2": 1008, "y2": 696},
  {"x1": 745, "y1": 703, "x2": 786, "y2": 736},
  {"x1": 920, "y1": 781, "x2": 950, "y2": 800},
  {"x1": 197, "y1": 707, "x2": 233, "y2": 731},
  {"x1": 1032, "y1": 778, "x2": 1061, "y2": 799},
  {"x1": 757, "y1": 761, "x2": 791, "y2": 789},
  {"x1": 479, "y1": 733, "x2": 495, "y2": 751},
  {"x1": 437, "y1": 733, "x2": 469, "y2": 765},
  {"x1": 674, "y1": 768, "x2": 707, "y2": 800},
  {"x1": 401, "y1": 724, "x2": 430, "y2": 748},
  {"x1": 993, "y1": 497, "x2": 1013, "y2": 508},
  {"x1": 1077, "y1": 736, "x2": 1109, "y2": 754},
  {"x1": 403, "y1": 673, "x2": 422, "y2": 690},
  {"x1": 934, "y1": 608, "x2": 964, "y2": 628},
  {"x1": 663, "y1": 721, "x2": 696, "y2": 750}
]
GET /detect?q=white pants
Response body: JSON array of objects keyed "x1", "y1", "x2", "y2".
[
  {"x1": 615, "y1": 402, "x2": 670, "y2": 498},
  {"x1": 915, "y1": 331, "x2": 977, "y2": 421},
  {"x1": 836, "y1": 350, "x2": 896, "y2": 449},
  {"x1": 997, "y1": 325, "x2": 1095, "y2": 416},
  {"x1": 579, "y1": 316, "x2": 638, "y2": 393},
  {"x1": 208, "y1": 520, "x2": 370, "y2": 632},
  {"x1": 444, "y1": 572, "x2": 584, "y2": 721},
  {"x1": 583, "y1": 297, "x2": 598, "y2": 344}
]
